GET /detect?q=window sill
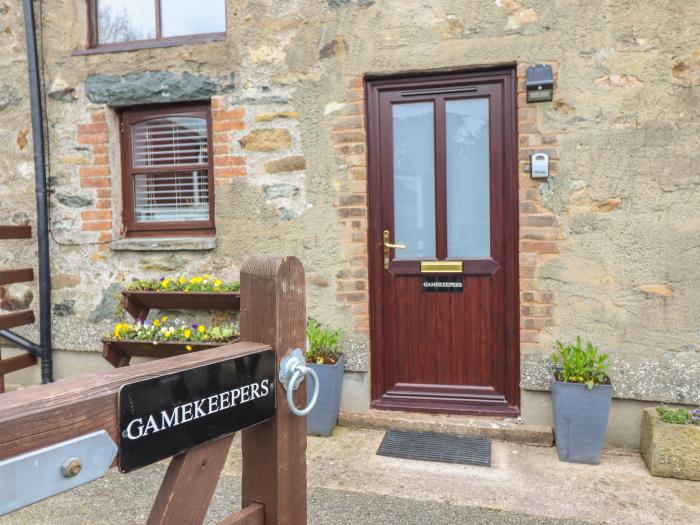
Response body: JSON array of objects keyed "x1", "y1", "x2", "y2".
[
  {"x1": 72, "y1": 33, "x2": 226, "y2": 56},
  {"x1": 110, "y1": 237, "x2": 216, "y2": 252}
]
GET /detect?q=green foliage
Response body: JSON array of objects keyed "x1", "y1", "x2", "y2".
[
  {"x1": 306, "y1": 318, "x2": 342, "y2": 365},
  {"x1": 550, "y1": 336, "x2": 610, "y2": 389},
  {"x1": 114, "y1": 291, "x2": 126, "y2": 320},
  {"x1": 656, "y1": 406, "x2": 700, "y2": 426}
]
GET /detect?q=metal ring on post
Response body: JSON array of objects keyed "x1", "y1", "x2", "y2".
[{"x1": 286, "y1": 365, "x2": 319, "y2": 417}]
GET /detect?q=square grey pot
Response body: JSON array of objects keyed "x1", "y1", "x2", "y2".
[
  {"x1": 552, "y1": 380, "x2": 612, "y2": 464},
  {"x1": 306, "y1": 353, "x2": 345, "y2": 436}
]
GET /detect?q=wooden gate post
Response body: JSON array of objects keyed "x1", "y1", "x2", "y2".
[{"x1": 239, "y1": 255, "x2": 307, "y2": 525}]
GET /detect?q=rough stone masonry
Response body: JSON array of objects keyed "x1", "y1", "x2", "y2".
[{"x1": 0, "y1": 0, "x2": 699, "y2": 447}]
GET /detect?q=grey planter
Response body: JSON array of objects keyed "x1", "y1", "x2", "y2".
[
  {"x1": 552, "y1": 380, "x2": 612, "y2": 464},
  {"x1": 306, "y1": 353, "x2": 345, "y2": 436}
]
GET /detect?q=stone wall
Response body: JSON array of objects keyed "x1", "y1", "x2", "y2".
[
  {"x1": 0, "y1": 1, "x2": 38, "y2": 326},
  {"x1": 1, "y1": 0, "x2": 699, "y2": 408}
]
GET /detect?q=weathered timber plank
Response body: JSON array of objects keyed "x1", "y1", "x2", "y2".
[
  {"x1": 0, "y1": 225, "x2": 31, "y2": 240},
  {"x1": 0, "y1": 341, "x2": 270, "y2": 461},
  {"x1": 240, "y1": 255, "x2": 307, "y2": 525},
  {"x1": 0, "y1": 310, "x2": 35, "y2": 331},
  {"x1": 122, "y1": 291, "x2": 241, "y2": 321},
  {"x1": 100, "y1": 338, "x2": 233, "y2": 362},
  {"x1": 0, "y1": 353, "x2": 37, "y2": 376},
  {"x1": 218, "y1": 504, "x2": 265, "y2": 525},
  {"x1": 147, "y1": 435, "x2": 235, "y2": 525},
  {"x1": 0, "y1": 269, "x2": 34, "y2": 286},
  {"x1": 101, "y1": 341, "x2": 131, "y2": 368}
]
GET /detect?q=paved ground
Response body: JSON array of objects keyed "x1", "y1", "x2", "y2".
[{"x1": 1, "y1": 427, "x2": 698, "y2": 524}]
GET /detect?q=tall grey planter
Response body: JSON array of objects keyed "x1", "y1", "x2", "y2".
[
  {"x1": 306, "y1": 353, "x2": 345, "y2": 436},
  {"x1": 552, "y1": 380, "x2": 612, "y2": 464}
]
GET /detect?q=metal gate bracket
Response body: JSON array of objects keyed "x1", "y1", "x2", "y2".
[{"x1": 0, "y1": 430, "x2": 117, "y2": 516}]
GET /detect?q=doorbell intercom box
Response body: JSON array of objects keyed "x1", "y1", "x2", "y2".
[{"x1": 531, "y1": 153, "x2": 549, "y2": 179}]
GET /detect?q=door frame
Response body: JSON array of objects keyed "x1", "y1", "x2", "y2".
[{"x1": 365, "y1": 66, "x2": 521, "y2": 415}]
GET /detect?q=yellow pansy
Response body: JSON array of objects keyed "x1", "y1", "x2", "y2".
[
  {"x1": 204, "y1": 274, "x2": 210, "y2": 280},
  {"x1": 162, "y1": 316, "x2": 168, "y2": 322},
  {"x1": 197, "y1": 325, "x2": 205, "y2": 333},
  {"x1": 184, "y1": 329, "x2": 191, "y2": 338},
  {"x1": 214, "y1": 279, "x2": 221, "y2": 287},
  {"x1": 153, "y1": 319, "x2": 160, "y2": 327},
  {"x1": 178, "y1": 277, "x2": 185, "y2": 284}
]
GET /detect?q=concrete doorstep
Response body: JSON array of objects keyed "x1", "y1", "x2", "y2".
[
  {"x1": 339, "y1": 409, "x2": 554, "y2": 446},
  {"x1": 2, "y1": 426, "x2": 697, "y2": 525}
]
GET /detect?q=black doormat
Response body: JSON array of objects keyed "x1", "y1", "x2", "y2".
[{"x1": 377, "y1": 430, "x2": 491, "y2": 467}]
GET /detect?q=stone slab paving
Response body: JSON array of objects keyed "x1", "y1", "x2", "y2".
[
  {"x1": 338, "y1": 409, "x2": 554, "y2": 445},
  {"x1": 1, "y1": 427, "x2": 697, "y2": 524}
]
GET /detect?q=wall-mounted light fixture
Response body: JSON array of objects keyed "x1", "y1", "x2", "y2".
[{"x1": 526, "y1": 64, "x2": 554, "y2": 103}]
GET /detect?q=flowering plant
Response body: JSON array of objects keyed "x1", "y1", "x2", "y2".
[
  {"x1": 111, "y1": 317, "x2": 239, "y2": 349},
  {"x1": 656, "y1": 406, "x2": 700, "y2": 426},
  {"x1": 127, "y1": 275, "x2": 240, "y2": 293}
]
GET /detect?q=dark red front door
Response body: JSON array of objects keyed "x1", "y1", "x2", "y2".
[{"x1": 367, "y1": 69, "x2": 519, "y2": 415}]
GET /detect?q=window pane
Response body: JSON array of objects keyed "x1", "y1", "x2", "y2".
[
  {"x1": 160, "y1": 0, "x2": 226, "y2": 38},
  {"x1": 392, "y1": 102, "x2": 436, "y2": 260},
  {"x1": 97, "y1": 0, "x2": 156, "y2": 44},
  {"x1": 445, "y1": 98, "x2": 491, "y2": 258},
  {"x1": 134, "y1": 171, "x2": 210, "y2": 223},
  {"x1": 132, "y1": 116, "x2": 208, "y2": 168}
]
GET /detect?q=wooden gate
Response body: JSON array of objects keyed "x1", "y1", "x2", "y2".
[
  {"x1": 0, "y1": 255, "x2": 308, "y2": 525},
  {"x1": 0, "y1": 224, "x2": 39, "y2": 390}
]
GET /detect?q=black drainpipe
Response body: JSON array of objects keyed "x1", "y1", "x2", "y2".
[{"x1": 22, "y1": 0, "x2": 52, "y2": 383}]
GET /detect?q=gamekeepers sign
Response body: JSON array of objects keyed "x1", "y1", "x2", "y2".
[{"x1": 118, "y1": 350, "x2": 275, "y2": 472}]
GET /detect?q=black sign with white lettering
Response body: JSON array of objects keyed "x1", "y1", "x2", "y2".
[
  {"x1": 422, "y1": 276, "x2": 464, "y2": 292},
  {"x1": 118, "y1": 350, "x2": 275, "y2": 473}
]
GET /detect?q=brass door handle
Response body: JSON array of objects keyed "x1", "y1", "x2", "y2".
[
  {"x1": 383, "y1": 230, "x2": 405, "y2": 269},
  {"x1": 383, "y1": 230, "x2": 405, "y2": 249}
]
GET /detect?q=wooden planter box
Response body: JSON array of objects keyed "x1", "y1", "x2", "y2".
[
  {"x1": 122, "y1": 290, "x2": 240, "y2": 320},
  {"x1": 641, "y1": 408, "x2": 700, "y2": 481},
  {"x1": 102, "y1": 337, "x2": 238, "y2": 368}
]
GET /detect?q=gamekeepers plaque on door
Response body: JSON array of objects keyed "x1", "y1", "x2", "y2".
[{"x1": 118, "y1": 350, "x2": 275, "y2": 472}]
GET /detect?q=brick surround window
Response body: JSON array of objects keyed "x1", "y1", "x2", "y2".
[
  {"x1": 87, "y1": 0, "x2": 226, "y2": 50},
  {"x1": 120, "y1": 103, "x2": 215, "y2": 237}
]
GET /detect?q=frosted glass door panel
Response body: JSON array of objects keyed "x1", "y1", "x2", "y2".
[
  {"x1": 392, "y1": 102, "x2": 436, "y2": 259},
  {"x1": 446, "y1": 99, "x2": 490, "y2": 258}
]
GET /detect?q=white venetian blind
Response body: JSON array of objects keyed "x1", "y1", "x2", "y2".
[
  {"x1": 130, "y1": 115, "x2": 210, "y2": 224},
  {"x1": 132, "y1": 116, "x2": 208, "y2": 167}
]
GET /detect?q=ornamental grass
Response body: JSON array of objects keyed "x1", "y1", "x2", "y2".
[{"x1": 127, "y1": 275, "x2": 240, "y2": 293}]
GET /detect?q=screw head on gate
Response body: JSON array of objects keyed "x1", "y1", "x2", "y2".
[{"x1": 61, "y1": 457, "x2": 82, "y2": 478}]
